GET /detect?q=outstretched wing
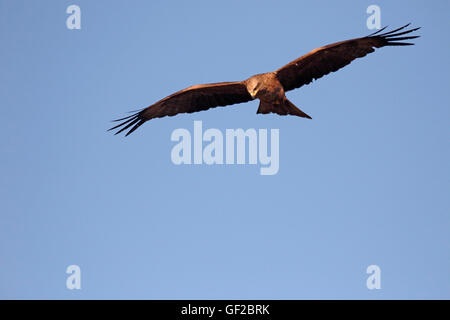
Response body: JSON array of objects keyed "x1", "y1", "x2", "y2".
[
  {"x1": 109, "y1": 81, "x2": 253, "y2": 136},
  {"x1": 275, "y1": 24, "x2": 420, "y2": 92}
]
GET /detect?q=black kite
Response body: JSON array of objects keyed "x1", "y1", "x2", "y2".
[{"x1": 110, "y1": 24, "x2": 420, "y2": 136}]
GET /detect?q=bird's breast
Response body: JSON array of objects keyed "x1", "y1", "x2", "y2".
[{"x1": 246, "y1": 72, "x2": 285, "y2": 102}]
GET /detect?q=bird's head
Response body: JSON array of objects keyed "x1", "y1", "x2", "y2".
[{"x1": 246, "y1": 77, "x2": 261, "y2": 99}]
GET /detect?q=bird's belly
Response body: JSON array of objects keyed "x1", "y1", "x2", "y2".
[{"x1": 258, "y1": 86, "x2": 285, "y2": 102}]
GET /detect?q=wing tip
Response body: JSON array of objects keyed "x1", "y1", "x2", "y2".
[
  {"x1": 369, "y1": 24, "x2": 421, "y2": 46},
  {"x1": 109, "y1": 111, "x2": 145, "y2": 136}
]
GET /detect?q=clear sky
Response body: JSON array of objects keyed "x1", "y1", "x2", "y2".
[{"x1": 1, "y1": 0, "x2": 449, "y2": 299}]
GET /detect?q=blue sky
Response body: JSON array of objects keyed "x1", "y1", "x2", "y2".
[{"x1": 1, "y1": 0, "x2": 449, "y2": 299}]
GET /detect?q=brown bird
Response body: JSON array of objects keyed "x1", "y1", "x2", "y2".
[{"x1": 110, "y1": 24, "x2": 419, "y2": 136}]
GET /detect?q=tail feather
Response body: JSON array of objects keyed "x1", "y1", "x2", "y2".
[{"x1": 257, "y1": 99, "x2": 311, "y2": 119}]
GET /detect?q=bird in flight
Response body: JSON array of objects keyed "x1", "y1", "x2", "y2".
[{"x1": 110, "y1": 24, "x2": 419, "y2": 136}]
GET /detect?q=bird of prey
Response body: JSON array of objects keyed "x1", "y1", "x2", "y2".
[{"x1": 110, "y1": 24, "x2": 419, "y2": 136}]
